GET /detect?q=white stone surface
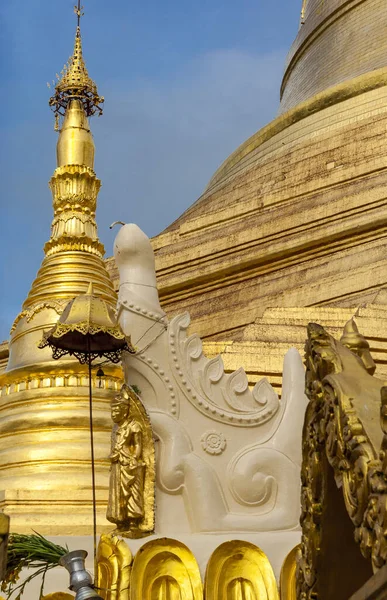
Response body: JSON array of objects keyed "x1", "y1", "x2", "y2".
[{"x1": 110, "y1": 223, "x2": 309, "y2": 578}]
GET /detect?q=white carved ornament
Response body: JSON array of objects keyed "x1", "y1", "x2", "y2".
[
  {"x1": 168, "y1": 313, "x2": 279, "y2": 427},
  {"x1": 201, "y1": 430, "x2": 227, "y2": 455}
]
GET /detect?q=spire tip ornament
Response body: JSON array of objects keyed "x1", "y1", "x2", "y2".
[
  {"x1": 74, "y1": 1, "x2": 84, "y2": 27},
  {"x1": 49, "y1": 2, "x2": 104, "y2": 123}
]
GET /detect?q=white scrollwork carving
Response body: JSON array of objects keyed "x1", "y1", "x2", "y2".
[
  {"x1": 152, "y1": 410, "x2": 301, "y2": 531},
  {"x1": 168, "y1": 313, "x2": 280, "y2": 427},
  {"x1": 227, "y1": 444, "x2": 300, "y2": 516},
  {"x1": 201, "y1": 430, "x2": 227, "y2": 455},
  {"x1": 252, "y1": 378, "x2": 278, "y2": 407}
]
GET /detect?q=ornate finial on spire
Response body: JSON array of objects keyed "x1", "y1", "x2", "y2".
[
  {"x1": 74, "y1": 0, "x2": 84, "y2": 28},
  {"x1": 49, "y1": 2, "x2": 104, "y2": 123}
]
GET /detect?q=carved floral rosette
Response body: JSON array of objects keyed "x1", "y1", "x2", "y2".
[{"x1": 296, "y1": 322, "x2": 387, "y2": 599}]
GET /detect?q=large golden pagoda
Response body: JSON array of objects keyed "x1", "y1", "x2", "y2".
[
  {"x1": 107, "y1": 0, "x2": 387, "y2": 394},
  {"x1": 0, "y1": 18, "x2": 121, "y2": 534}
]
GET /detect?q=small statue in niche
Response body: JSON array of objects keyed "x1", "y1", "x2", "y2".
[{"x1": 107, "y1": 384, "x2": 155, "y2": 538}]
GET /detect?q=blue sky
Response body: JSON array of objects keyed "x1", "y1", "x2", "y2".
[{"x1": 0, "y1": 1, "x2": 300, "y2": 342}]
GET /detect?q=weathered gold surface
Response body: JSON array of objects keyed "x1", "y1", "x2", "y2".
[
  {"x1": 281, "y1": 0, "x2": 387, "y2": 112},
  {"x1": 208, "y1": 68, "x2": 387, "y2": 190},
  {"x1": 106, "y1": 68, "x2": 387, "y2": 371},
  {"x1": 96, "y1": 533, "x2": 132, "y2": 600},
  {"x1": 130, "y1": 538, "x2": 202, "y2": 600},
  {"x1": 280, "y1": 545, "x2": 298, "y2": 600},
  {"x1": 205, "y1": 540, "x2": 279, "y2": 600},
  {"x1": 107, "y1": 385, "x2": 155, "y2": 538}
]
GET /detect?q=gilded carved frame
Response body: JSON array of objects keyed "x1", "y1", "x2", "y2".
[{"x1": 297, "y1": 321, "x2": 387, "y2": 598}]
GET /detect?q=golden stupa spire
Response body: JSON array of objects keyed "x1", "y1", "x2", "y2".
[
  {"x1": 11, "y1": 1, "x2": 116, "y2": 329},
  {"x1": 0, "y1": 3, "x2": 120, "y2": 536},
  {"x1": 49, "y1": 2, "x2": 104, "y2": 128}
]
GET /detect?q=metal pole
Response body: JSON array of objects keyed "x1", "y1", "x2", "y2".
[{"x1": 87, "y1": 340, "x2": 97, "y2": 572}]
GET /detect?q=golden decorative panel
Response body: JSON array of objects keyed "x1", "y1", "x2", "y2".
[
  {"x1": 96, "y1": 533, "x2": 132, "y2": 600},
  {"x1": 130, "y1": 538, "x2": 202, "y2": 600},
  {"x1": 205, "y1": 540, "x2": 279, "y2": 600},
  {"x1": 296, "y1": 320, "x2": 384, "y2": 598}
]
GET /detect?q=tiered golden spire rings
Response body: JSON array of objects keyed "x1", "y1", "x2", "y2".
[{"x1": 49, "y1": 3, "x2": 104, "y2": 121}]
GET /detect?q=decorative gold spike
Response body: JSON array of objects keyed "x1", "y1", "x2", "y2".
[
  {"x1": 74, "y1": 1, "x2": 84, "y2": 27},
  {"x1": 56, "y1": 27, "x2": 97, "y2": 98},
  {"x1": 49, "y1": 14, "x2": 103, "y2": 119},
  {"x1": 340, "y1": 318, "x2": 376, "y2": 374}
]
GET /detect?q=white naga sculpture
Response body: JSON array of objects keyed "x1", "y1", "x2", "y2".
[{"x1": 114, "y1": 223, "x2": 308, "y2": 572}]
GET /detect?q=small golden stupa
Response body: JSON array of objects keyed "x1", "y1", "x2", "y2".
[{"x1": 0, "y1": 10, "x2": 122, "y2": 535}]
